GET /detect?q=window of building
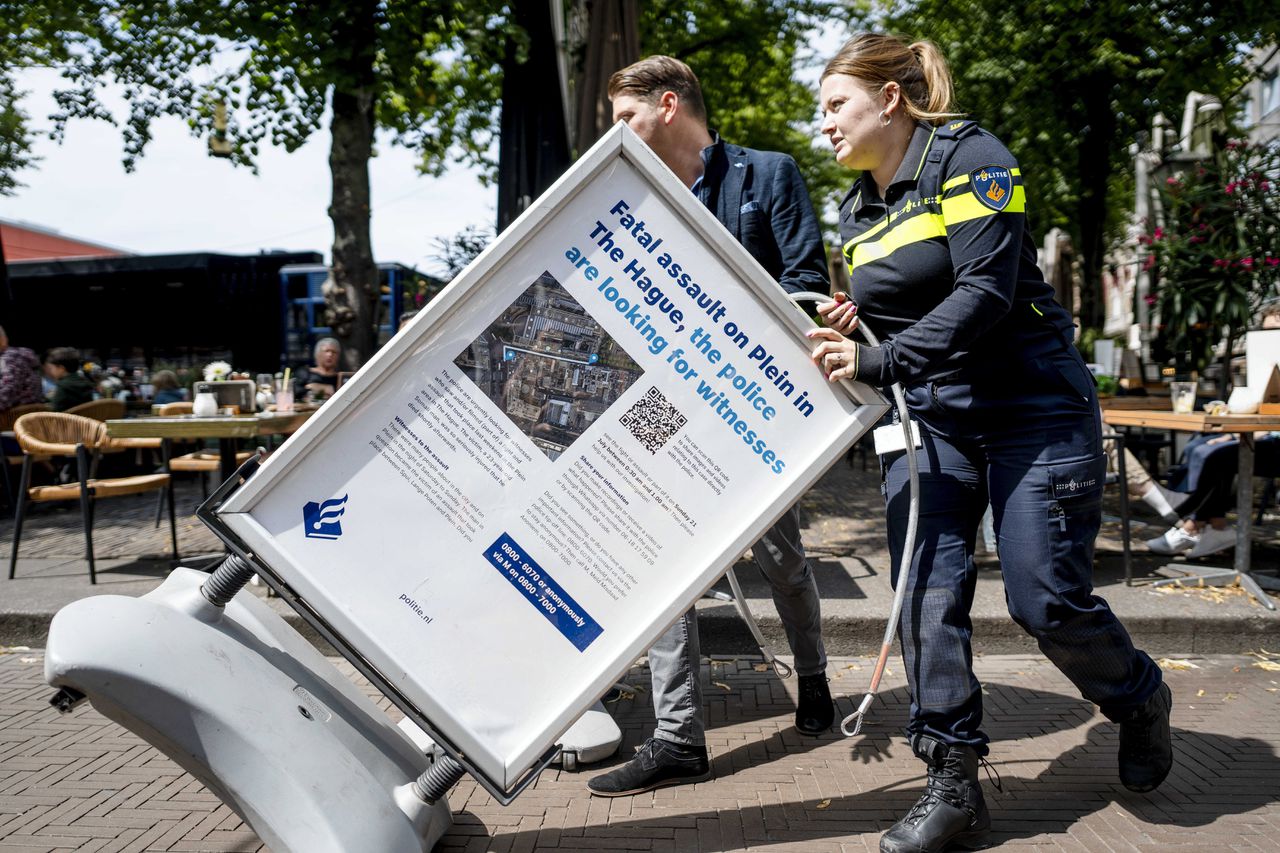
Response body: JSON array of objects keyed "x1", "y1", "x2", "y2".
[{"x1": 1262, "y1": 72, "x2": 1280, "y2": 117}]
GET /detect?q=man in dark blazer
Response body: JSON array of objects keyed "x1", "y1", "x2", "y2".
[{"x1": 588, "y1": 55, "x2": 834, "y2": 798}]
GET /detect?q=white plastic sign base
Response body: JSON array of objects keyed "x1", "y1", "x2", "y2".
[{"x1": 45, "y1": 568, "x2": 452, "y2": 853}]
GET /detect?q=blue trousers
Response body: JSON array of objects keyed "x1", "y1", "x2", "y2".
[{"x1": 882, "y1": 348, "x2": 1162, "y2": 754}]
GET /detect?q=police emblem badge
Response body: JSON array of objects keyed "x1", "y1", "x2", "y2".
[{"x1": 970, "y1": 165, "x2": 1013, "y2": 212}]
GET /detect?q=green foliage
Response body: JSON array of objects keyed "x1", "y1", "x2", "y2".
[
  {"x1": 1147, "y1": 139, "x2": 1280, "y2": 373},
  {"x1": 429, "y1": 224, "x2": 492, "y2": 282},
  {"x1": 0, "y1": 0, "x2": 101, "y2": 193},
  {"x1": 0, "y1": 74, "x2": 37, "y2": 195},
  {"x1": 638, "y1": 0, "x2": 846, "y2": 216},
  {"x1": 845, "y1": 0, "x2": 1277, "y2": 322},
  {"x1": 11, "y1": 0, "x2": 512, "y2": 177}
]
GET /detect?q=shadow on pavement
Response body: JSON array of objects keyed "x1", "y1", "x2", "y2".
[{"x1": 490, "y1": 681, "x2": 1277, "y2": 852}]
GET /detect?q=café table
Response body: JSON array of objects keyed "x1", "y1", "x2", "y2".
[
  {"x1": 105, "y1": 410, "x2": 312, "y2": 483},
  {"x1": 1100, "y1": 408, "x2": 1280, "y2": 610}
]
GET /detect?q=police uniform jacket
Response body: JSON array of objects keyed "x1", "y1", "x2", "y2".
[
  {"x1": 839, "y1": 120, "x2": 1075, "y2": 387},
  {"x1": 696, "y1": 135, "x2": 829, "y2": 295}
]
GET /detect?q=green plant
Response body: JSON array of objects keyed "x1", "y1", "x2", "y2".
[{"x1": 1146, "y1": 138, "x2": 1280, "y2": 376}]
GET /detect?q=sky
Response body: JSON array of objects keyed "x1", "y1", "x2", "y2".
[
  {"x1": 1, "y1": 35, "x2": 841, "y2": 275},
  {"x1": 0, "y1": 68, "x2": 497, "y2": 274}
]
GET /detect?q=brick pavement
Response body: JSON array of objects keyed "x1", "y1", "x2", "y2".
[{"x1": 2, "y1": 650, "x2": 1278, "y2": 852}]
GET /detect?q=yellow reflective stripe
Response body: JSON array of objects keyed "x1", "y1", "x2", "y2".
[
  {"x1": 941, "y1": 167, "x2": 1022, "y2": 194},
  {"x1": 911, "y1": 128, "x2": 938, "y2": 181},
  {"x1": 941, "y1": 185, "x2": 1027, "y2": 225},
  {"x1": 848, "y1": 212, "x2": 947, "y2": 270},
  {"x1": 844, "y1": 216, "x2": 890, "y2": 249}
]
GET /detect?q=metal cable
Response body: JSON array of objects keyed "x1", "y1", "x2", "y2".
[{"x1": 784, "y1": 292, "x2": 921, "y2": 737}]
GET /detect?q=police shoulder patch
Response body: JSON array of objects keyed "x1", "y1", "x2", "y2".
[{"x1": 970, "y1": 164, "x2": 1013, "y2": 211}]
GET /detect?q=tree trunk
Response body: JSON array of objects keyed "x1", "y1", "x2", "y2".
[
  {"x1": 1075, "y1": 80, "x2": 1116, "y2": 333},
  {"x1": 327, "y1": 86, "x2": 377, "y2": 370}
]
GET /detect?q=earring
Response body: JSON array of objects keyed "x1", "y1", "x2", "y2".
[{"x1": 878, "y1": 109, "x2": 892, "y2": 127}]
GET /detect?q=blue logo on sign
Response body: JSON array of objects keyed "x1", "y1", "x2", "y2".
[
  {"x1": 970, "y1": 165, "x2": 1013, "y2": 212},
  {"x1": 303, "y1": 494, "x2": 349, "y2": 540}
]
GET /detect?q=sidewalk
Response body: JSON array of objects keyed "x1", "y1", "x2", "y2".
[
  {"x1": 3, "y1": 463, "x2": 1279, "y2": 652},
  {"x1": 2, "y1": 650, "x2": 1278, "y2": 851}
]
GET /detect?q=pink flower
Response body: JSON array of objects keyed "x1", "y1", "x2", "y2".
[
  {"x1": 1266, "y1": 257, "x2": 1280, "y2": 267},
  {"x1": 1144, "y1": 294, "x2": 1158, "y2": 306},
  {"x1": 1213, "y1": 258, "x2": 1230, "y2": 268},
  {"x1": 1189, "y1": 235, "x2": 1204, "y2": 244},
  {"x1": 1240, "y1": 257, "x2": 1255, "y2": 269},
  {"x1": 1153, "y1": 227, "x2": 1165, "y2": 240},
  {"x1": 1166, "y1": 176, "x2": 1182, "y2": 187},
  {"x1": 1262, "y1": 181, "x2": 1272, "y2": 191},
  {"x1": 1143, "y1": 254, "x2": 1156, "y2": 271},
  {"x1": 1225, "y1": 181, "x2": 1237, "y2": 194}
]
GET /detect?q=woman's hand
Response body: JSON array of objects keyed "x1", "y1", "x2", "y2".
[
  {"x1": 816, "y1": 290, "x2": 860, "y2": 336},
  {"x1": 807, "y1": 327, "x2": 859, "y2": 382}
]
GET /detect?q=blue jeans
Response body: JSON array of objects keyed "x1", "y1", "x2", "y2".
[
  {"x1": 1168, "y1": 433, "x2": 1280, "y2": 521},
  {"x1": 883, "y1": 349, "x2": 1162, "y2": 754},
  {"x1": 649, "y1": 504, "x2": 826, "y2": 746}
]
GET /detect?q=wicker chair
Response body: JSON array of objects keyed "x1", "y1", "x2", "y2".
[
  {"x1": 66, "y1": 397, "x2": 162, "y2": 460},
  {"x1": 152, "y1": 401, "x2": 252, "y2": 521},
  {"x1": 2, "y1": 402, "x2": 50, "y2": 510},
  {"x1": 65, "y1": 398, "x2": 126, "y2": 421},
  {"x1": 8, "y1": 412, "x2": 177, "y2": 584}
]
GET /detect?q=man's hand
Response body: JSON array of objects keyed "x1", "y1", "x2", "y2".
[{"x1": 816, "y1": 290, "x2": 859, "y2": 336}]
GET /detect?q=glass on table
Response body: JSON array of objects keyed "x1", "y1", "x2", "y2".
[{"x1": 1169, "y1": 380, "x2": 1197, "y2": 414}]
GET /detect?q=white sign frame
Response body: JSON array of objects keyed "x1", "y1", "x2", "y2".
[{"x1": 212, "y1": 123, "x2": 888, "y2": 800}]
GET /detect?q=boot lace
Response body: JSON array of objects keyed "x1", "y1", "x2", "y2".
[{"x1": 901, "y1": 754, "x2": 1001, "y2": 826}]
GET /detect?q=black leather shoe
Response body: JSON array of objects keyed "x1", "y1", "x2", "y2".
[
  {"x1": 795, "y1": 673, "x2": 834, "y2": 735},
  {"x1": 587, "y1": 737, "x2": 710, "y2": 797},
  {"x1": 881, "y1": 735, "x2": 991, "y2": 853},
  {"x1": 1119, "y1": 682, "x2": 1173, "y2": 792}
]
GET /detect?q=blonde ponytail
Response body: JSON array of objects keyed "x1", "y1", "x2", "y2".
[
  {"x1": 908, "y1": 41, "x2": 955, "y2": 119},
  {"x1": 823, "y1": 33, "x2": 961, "y2": 126}
]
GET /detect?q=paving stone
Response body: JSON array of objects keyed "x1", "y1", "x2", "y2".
[{"x1": 1, "y1": 651, "x2": 1279, "y2": 850}]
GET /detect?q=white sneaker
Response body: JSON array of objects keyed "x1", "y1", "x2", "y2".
[
  {"x1": 1148, "y1": 484, "x2": 1190, "y2": 523},
  {"x1": 1186, "y1": 525, "x2": 1236, "y2": 558},
  {"x1": 1145, "y1": 525, "x2": 1199, "y2": 555}
]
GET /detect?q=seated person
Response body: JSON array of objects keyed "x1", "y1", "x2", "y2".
[
  {"x1": 1146, "y1": 432, "x2": 1280, "y2": 558},
  {"x1": 294, "y1": 337, "x2": 341, "y2": 402},
  {"x1": 1147, "y1": 301, "x2": 1280, "y2": 558},
  {"x1": 44, "y1": 347, "x2": 95, "y2": 411},
  {"x1": 1107, "y1": 441, "x2": 1188, "y2": 523},
  {"x1": 151, "y1": 369, "x2": 186, "y2": 405},
  {"x1": 0, "y1": 325, "x2": 44, "y2": 411}
]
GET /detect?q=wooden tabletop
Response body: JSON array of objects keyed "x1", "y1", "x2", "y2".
[
  {"x1": 105, "y1": 411, "x2": 312, "y2": 440},
  {"x1": 1097, "y1": 396, "x2": 1171, "y2": 410},
  {"x1": 1101, "y1": 409, "x2": 1280, "y2": 432}
]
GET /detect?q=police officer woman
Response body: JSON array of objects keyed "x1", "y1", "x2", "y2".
[{"x1": 807, "y1": 33, "x2": 1173, "y2": 852}]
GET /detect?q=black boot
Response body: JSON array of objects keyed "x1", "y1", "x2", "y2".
[
  {"x1": 795, "y1": 673, "x2": 835, "y2": 735},
  {"x1": 880, "y1": 734, "x2": 991, "y2": 853},
  {"x1": 1118, "y1": 681, "x2": 1173, "y2": 792}
]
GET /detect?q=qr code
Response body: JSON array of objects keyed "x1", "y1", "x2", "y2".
[{"x1": 619, "y1": 386, "x2": 688, "y2": 454}]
